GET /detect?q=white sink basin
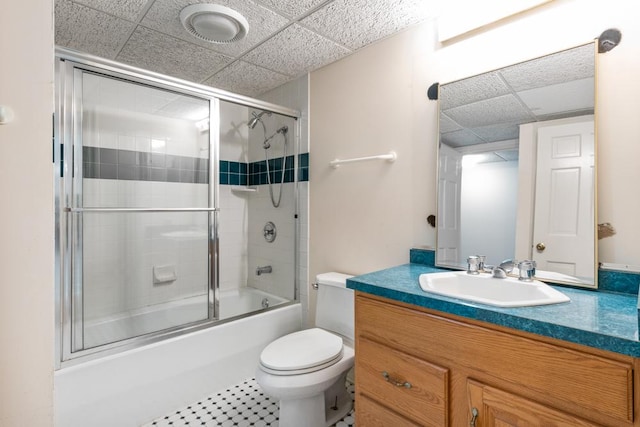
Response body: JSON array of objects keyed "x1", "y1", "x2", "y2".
[{"x1": 418, "y1": 271, "x2": 570, "y2": 307}]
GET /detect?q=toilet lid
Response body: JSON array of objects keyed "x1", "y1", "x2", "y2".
[{"x1": 260, "y1": 328, "x2": 343, "y2": 372}]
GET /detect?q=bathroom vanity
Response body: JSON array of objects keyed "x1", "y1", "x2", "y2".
[{"x1": 348, "y1": 262, "x2": 640, "y2": 426}]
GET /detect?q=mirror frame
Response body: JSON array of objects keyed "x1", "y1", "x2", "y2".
[{"x1": 434, "y1": 42, "x2": 598, "y2": 288}]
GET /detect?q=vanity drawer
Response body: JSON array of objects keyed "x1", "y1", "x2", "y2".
[
  {"x1": 356, "y1": 294, "x2": 634, "y2": 424},
  {"x1": 357, "y1": 394, "x2": 421, "y2": 426},
  {"x1": 356, "y1": 337, "x2": 448, "y2": 426}
]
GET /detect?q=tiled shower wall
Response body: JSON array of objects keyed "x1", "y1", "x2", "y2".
[
  {"x1": 218, "y1": 101, "x2": 249, "y2": 292},
  {"x1": 256, "y1": 76, "x2": 310, "y2": 324},
  {"x1": 82, "y1": 101, "x2": 210, "y2": 321}
]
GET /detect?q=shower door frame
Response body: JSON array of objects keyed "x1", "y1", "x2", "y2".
[{"x1": 54, "y1": 48, "x2": 301, "y2": 368}]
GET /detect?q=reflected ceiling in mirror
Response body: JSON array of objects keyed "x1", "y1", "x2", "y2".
[
  {"x1": 436, "y1": 43, "x2": 597, "y2": 288},
  {"x1": 440, "y1": 44, "x2": 594, "y2": 156}
]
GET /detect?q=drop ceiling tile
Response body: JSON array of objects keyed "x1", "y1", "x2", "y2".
[
  {"x1": 55, "y1": 0, "x2": 136, "y2": 59},
  {"x1": 517, "y1": 77, "x2": 594, "y2": 117},
  {"x1": 499, "y1": 44, "x2": 594, "y2": 92},
  {"x1": 439, "y1": 113, "x2": 462, "y2": 133},
  {"x1": 257, "y1": 0, "x2": 329, "y2": 18},
  {"x1": 141, "y1": 0, "x2": 289, "y2": 58},
  {"x1": 156, "y1": 96, "x2": 210, "y2": 121},
  {"x1": 495, "y1": 149, "x2": 519, "y2": 161},
  {"x1": 301, "y1": 0, "x2": 429, "y2": 50},
  {"x1": 203, "y1": 61, "x2": 291, "y2": 97},
  {"x1": 441, "y1": 129, "x2": 485, "y2": 148},
  {"x1": 445, "y1": 94, "x2": 532, "y2": 128},
  {"x1": 470, "y1": 122, "x2": 521, "y2": 143},
  {"x1": 243, "y1": 23, "x2": 350, "y2": 77},
  {"x1": 439, "y1": 71, "x2": 511, "y2": 110},
  {"x1": 116, "y1": 26, "x2": 233, "y2": 83},
  {"x1": 70, "y1": 0, "x2": 149, "y2": 21}
]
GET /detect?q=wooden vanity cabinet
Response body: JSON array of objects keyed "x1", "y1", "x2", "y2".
[{"x1": 354, "y1": 292, "x2": 640, "y2": 427}]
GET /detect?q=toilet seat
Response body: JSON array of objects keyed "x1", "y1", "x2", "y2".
[{"x1": 259, "y1": 328, "x2": 344, "y2": 376}]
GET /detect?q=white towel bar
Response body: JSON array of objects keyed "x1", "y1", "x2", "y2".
[{"x1": 330, "y1": 151, "x2": 397, "y2": 168}]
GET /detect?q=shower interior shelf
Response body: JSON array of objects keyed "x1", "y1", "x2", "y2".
[{"x1": 231, "y1": 186, "x2": 258, "y2": 193}]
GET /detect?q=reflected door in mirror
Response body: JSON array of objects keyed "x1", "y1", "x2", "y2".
[
  {"x1": 437, "y1": 144, "x2": 462, "y2": 265},
  {"x1": 533, "y1": 120, "x2": 594, "y2": 283}
]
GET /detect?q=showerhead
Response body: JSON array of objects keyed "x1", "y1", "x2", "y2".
[
  {"x1": 262, "y1": 126, "x2": 288, "y2": 149},
  {"x1": 248, "y1": 111, "x2": 271, "y2": 129}
]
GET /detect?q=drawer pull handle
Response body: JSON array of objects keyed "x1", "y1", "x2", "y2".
[
  {"x1": 470, "y1": 407, "x2": 478, "y2": 427},
  {"x1": 381, "y1": 371, "x2": 412, "y2": 389}
]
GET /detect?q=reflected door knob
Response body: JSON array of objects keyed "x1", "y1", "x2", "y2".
[{"x1": 536, "y1": 242, "x2": 546, "y2": 251}]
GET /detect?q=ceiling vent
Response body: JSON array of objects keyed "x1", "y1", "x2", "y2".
[{"x1": 180, "y1": 4, "x2": 249, "y2": 44}]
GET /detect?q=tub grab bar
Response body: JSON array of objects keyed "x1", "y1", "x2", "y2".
[{"x1": 330, "y1": 151, "x2": 397, "y2": 168}]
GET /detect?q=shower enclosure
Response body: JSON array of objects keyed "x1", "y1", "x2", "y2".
[{"x1": 54, "y1": 49, "x2": 300, "y2": 365}]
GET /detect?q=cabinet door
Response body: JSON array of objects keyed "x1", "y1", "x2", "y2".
[{"x1": 467, "y1": 380, "x2": 599, "y2": 427}]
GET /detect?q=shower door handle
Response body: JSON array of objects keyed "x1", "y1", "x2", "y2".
[{"x1": 64, "y1": 207, "x2": 220, "y2": 213}]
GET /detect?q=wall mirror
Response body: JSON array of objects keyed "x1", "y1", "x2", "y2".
[{"x1": 436, "y1": 43, "x2": 597, "y2": 288}]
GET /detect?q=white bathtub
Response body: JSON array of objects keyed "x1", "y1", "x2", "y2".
[
  {"x1": 84, "y1": 288, "x2": 289, "y2": 348},
  {"x1": 55, "y1": 291, "x2": 301, "y2": 427},
  {"x1": 219, "y1": 287, "x2": 288, "y2": 319}
]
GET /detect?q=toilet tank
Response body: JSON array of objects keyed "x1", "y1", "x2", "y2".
[{"x1": 315, "y1": 272, "x2": 355, "y2": 341}]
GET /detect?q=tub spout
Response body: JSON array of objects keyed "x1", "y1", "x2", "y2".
[{"x1": 256, "y1": 265, "x2": 272, "y2": 276}]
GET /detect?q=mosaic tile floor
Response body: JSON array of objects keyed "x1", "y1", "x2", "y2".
[{"x1": 143, "y1": 378, "x2": 355, "y2": 427}]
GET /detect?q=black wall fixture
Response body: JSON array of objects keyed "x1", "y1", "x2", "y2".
[
  {"x1": 598, "y1": 28, "x2": 622, "y2": 53},
  {"x1": 427, "y1": 83, "x2": 439, "y2": 100}
]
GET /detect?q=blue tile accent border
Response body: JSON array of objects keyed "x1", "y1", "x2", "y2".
[
  {"x1": 248, "y1": 155, "x2": 296, "y2": 186},
  {"x1": 298, "y1": 153, "x2": 309, "y2": 182},
  {"x1": 83, "y1": 146, "x2": 208, "y2": 184},
  {"x1": 82, "y1": 147, "x2": 311, "y2": 185},
  {"x1": 220, "y1": 160, "x2": 248, "y2": 186}
]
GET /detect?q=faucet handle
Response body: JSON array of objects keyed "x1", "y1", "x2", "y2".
[
  {"x1": 518, "y1": 260, "x2": 535, "y2": 281},
  {"x1": 477, "y1": 255, "x2": 486, "y2": 272},
  {"x1": 467, "y1": 256, "x2": 480, "y2": 275}
]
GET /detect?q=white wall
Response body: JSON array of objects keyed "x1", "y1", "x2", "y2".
[
  {"x1": 460, "y1": 161, "x2": 518, "y2": 265},
  {"x1": 309, "y1": 0, "x2": 640, "y2": 288},
  {"x1": 309, "y1": 22, "x2": 435, "y2": 283},
  {"x1": 0, "y1": 0, "x2": 54, "y2": 425}
]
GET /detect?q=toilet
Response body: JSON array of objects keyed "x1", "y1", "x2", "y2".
[{"x1": 256, "y1": 272, "x2": 355, "y2": 427}]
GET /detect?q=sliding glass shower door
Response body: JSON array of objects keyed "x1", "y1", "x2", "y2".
[{"x1": 59, "y1": 63, "x2": 218, "y2": 357}]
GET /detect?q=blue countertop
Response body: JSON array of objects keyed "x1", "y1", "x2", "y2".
[{"x1": 347, "y1": 263, "x2": 640, "y2": 357}]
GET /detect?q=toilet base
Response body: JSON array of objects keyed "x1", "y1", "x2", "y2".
[{"x1": 278, "y1": 371, "x2": 352, "y2": 427}]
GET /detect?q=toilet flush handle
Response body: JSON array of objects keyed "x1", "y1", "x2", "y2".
[{"x1": 311, "y1": 282, "x2": 319, "y2": 290}]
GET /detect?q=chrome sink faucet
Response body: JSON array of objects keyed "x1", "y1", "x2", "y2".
[{"x1": 492, "y1": 259, "x2": 516, "y2": 278}]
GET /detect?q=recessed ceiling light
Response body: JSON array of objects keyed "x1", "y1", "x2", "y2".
[{"x1": 180, "y1": 4, "x2": 249, "y2": 44}]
